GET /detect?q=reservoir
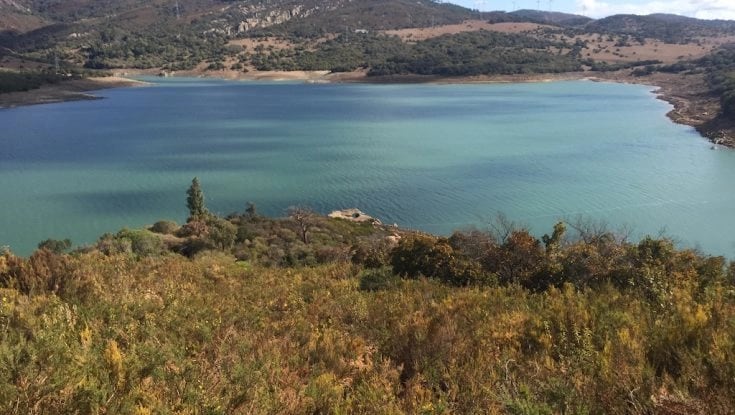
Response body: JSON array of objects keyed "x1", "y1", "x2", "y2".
[{"x1": 1, "y1": 78, "x2": 734, "y2": 256}]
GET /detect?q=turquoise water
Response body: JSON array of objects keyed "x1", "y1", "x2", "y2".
[{"x1": 1, "y1": 78, "x2": 734, "y2": 256}]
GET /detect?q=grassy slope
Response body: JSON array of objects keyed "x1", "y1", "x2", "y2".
[{"x1": 1, "y1": 212, "x2": 735, "y2": 414}]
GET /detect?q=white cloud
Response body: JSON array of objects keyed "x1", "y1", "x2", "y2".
[{"x1": 576, "y1": 0, "x2": 735, "y2": 20}]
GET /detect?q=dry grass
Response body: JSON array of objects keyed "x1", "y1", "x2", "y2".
[
  {"x1": 576, "y1": 34, "x2": 735, "y2": 64},
  {"x1": 384, "y1": 19, "x2": 548, "y2": 42},
  {"x1": 228, "y1": 37, "x2": 295, "y2": 51},
  {"x1": 382, "y1": 20, "x2": 735, "y2": 65},
  {"x1": 1, "y1": 229, "x2": 734, "y2": 414}
]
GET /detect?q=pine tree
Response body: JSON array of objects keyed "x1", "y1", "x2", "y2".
[{"x1": 186, "y1": 177, "x2": 207, "y2": 219}]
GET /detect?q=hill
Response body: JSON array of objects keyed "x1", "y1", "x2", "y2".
[
  {"x1": 1, "y1": 182, "x2": 735, "y2": 413},
  {"x1": 585, "y1": 13, "x2": 735, "y2": 43},
  {"x1": 508, "y1": 9, "x2": 592, "y2": 27},
  {"x1": 1, "y1": 2, "x2": 735, "y2": 144},
  {"x1": 1, "y1": 2, "x2": 733, "y2": 72},
  {"x1": 0, "y1": 0, "x2": 47, "y2": 33}
]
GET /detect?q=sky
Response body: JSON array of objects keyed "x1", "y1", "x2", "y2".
[{"x1": 448, "y1": 0, "x2": 735, "y2": 20}]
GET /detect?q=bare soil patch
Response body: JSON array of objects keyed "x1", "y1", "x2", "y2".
[
  {"x1": 228, "y1": 37, "x2": 295, "y2": 51},
  {"x1": 576, "y1": 35, "x2": 735, "y2": 64}
]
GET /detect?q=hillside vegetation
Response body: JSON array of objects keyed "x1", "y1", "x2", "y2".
[
  {"x1": 2, "y1": 0, "x2": 735, "y2": 74},
  {"x1": 2, "y1": 1, "x2": 735, "y2": 102},
  {"x1": 1, "y1": 181, "x2": 735, "y2": 413}
]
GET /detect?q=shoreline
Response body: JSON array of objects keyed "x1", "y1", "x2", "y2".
[
  {"x1": 591, "y1": 72, "x2": 735, "y2": 148},
  {"x1": 0, "y1": 76, "x2": 148, "y2": 109},
  {"x1": 2, "y1": 69, "x2": 732, "y2": 148}
]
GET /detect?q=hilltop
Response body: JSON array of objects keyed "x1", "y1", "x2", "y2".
[{"x1": 1, "y1": 1, "x2": 735, "y2": 143}]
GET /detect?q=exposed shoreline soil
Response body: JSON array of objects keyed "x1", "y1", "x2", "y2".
[
  {"x1": 588, "y1": 71, "x2": 735, "y2": 148},
  {"x1": 2, "y1": 69, "x2": 732, "y2": 148}
]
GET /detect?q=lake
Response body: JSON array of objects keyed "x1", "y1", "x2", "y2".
[{"x1": 1, "y1": 78, "x2": 734, "y2": 256}]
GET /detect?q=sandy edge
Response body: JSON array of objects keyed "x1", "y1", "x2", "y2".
[{"x1": 2, "y1": 69, "x2": 732, "y2": 148}]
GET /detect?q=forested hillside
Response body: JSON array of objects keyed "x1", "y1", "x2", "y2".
[
  {"x1": 586, "y1": 13, "x2": 735, "y2": 43},
  {"x1": 2, "y1": 0, "x2": 735, "y2": 73}
]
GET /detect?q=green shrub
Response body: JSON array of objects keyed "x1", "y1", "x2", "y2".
[
  {"x1": 391, "y1": 234, "x2": 449, "y2": 280},
  {"x1": 0, "y1": 249, "x2": 71, "y2": 295},
  {"x1": 204, "y1": 216, "x2": 237, "y2": 251},
  {"x1": 37, "y1": 238, "x2": 72, "y2": 254},
  {"x1": 351, "y1": 238, "x2": 392, "y2": 268},
  {"x1": 115, "y1": 229, "x2": 165, "y2": 257},
  {"x1": 149, "y1": 220, "x2": 179, "y2": 235},
  {"x1": 482, "y1": 230, "x2": 545, "y2": 286},
  {"x1": 359, "y1": 267, "x2": 399, "y2": 291}
]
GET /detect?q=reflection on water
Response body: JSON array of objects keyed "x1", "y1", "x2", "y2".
[{"x1": 1, "y1": 79, "x2": 734, "y2": 256}]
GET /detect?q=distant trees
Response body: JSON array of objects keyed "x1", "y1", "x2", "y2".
[
  {"x1": 0, "y1": 71, "x2": 66, "y2": 94},
  {"x1": 251, "y1": 31, "x2": 582, "y2": 77}
]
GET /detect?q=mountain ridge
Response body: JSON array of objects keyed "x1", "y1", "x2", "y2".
[{"x1": 3, "y1": 0, "x2": 735, "y2": 38}]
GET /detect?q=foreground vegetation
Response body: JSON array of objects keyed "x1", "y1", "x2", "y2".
[{"x1": 1, "y1": 181, "x2": 735, "y2": 413}]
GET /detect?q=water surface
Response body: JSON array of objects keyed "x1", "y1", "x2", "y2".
[{"x1": 1, "y1": 78, "x2": 734, "y2": 256}]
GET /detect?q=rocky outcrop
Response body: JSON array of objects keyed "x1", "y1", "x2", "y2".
[
  {"x1": 328, "y1": 209, "x2": 382, "y2": 225},
  {"x1": 236, "y1": 6, "x2": 310, "y2": 32},
  {"x1": 213, "y1": 1, "x2": 352, "y2": 34}
]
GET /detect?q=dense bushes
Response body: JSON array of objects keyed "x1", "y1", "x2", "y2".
[
  {"x1": 391, "y1": 234, "x2": 487, "y2": 286},
  {"x1": 693, "y1": 45, "x2": 735, "y2": 120},
  {"x1": 716, "y1": 71, "x2": 735, "y2": 120},
  {"x1": 1, "y1": 179, "x2": 734, "y2": 412},
  {"x1": 1, "y1": 233, "x2": 734, "y2": 413},
  {"x1": 0, "y1": 70, "x2": 65, "y2": 93},
  {"x1": 644, "y1": 44, "x2": 735, "y2": 120},
  {"x1": 148, "y1": 220, "x2": 179, "y2": 235},
  {"x1": 370, "y1": 31, "x2": 581, "y2": 77},
  {"x1": 79, "y1": 31, "x2": 229, "y2": 70},
  {"x1": 252, "y1": 31, "x2": 582, "y2": 76}
]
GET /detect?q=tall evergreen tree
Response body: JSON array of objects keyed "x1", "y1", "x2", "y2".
[{"x1": 186, "y1": 177, "x2": 207, "y2": 219}]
